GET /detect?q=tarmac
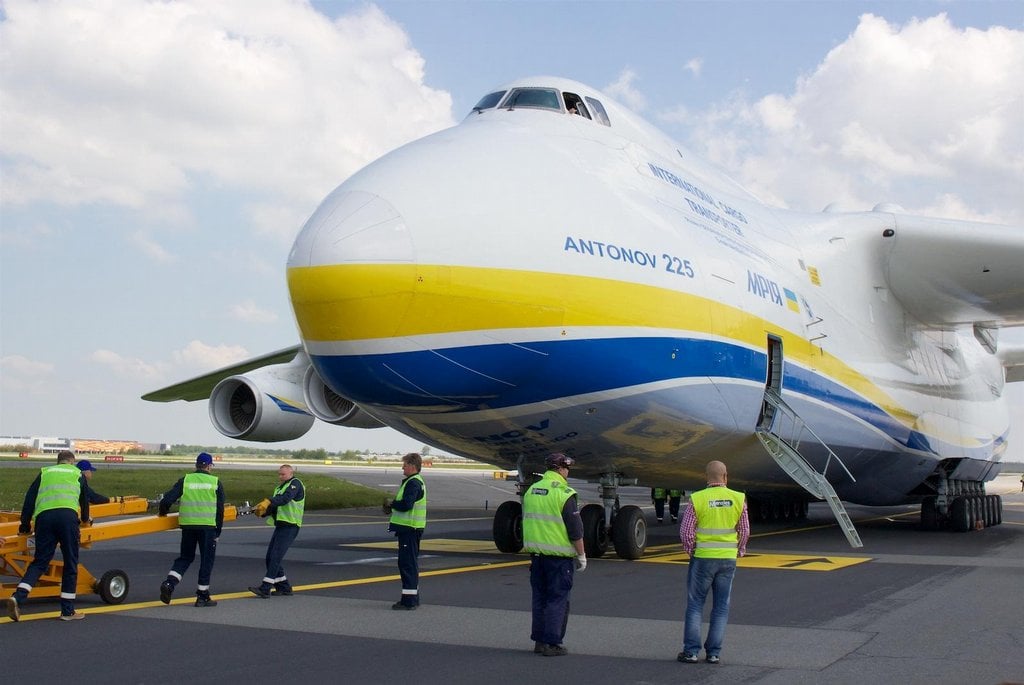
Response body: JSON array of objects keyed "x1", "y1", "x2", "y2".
[{"x1": 2, "y1": 466, "x2": 1022, "y2": 685}]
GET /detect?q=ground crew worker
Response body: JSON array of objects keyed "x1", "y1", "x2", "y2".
[
  {"x1": 77, "y1": 459, "x2": 111, "y2": 504},
  {"x1": 652, "y1": 487, "x2": 684, "y2": 523},
  {"x1": 678, "y1": 460, "x2": 749, "y2": 665},
  {"x1": 4, "y1": 450, "x2": 91, "y2": 622},
  {"x1": 522, "y1": 452, "x2": 586, "y2": 657},
  {"x1": 383, "y1": 452, "x2": 426, "y2": 610},
  {"x1": 249, "y1": 464, "x2": 305, "y2": 598},
  {"x1": 157, "y1": 452, "x2": 224, "y2": 607}
]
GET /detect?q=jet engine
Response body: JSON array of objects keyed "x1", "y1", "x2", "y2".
[
  {"x1": 303, "y1": 365, "x2": 384, "y2": 428},
  {"x1": 209, "y1": 354, "x2": 315, "y2": 441}
]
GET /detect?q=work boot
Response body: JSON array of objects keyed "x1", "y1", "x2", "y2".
[
  {"x1": 542, "y1": 644, "x2": 568, "y2": 657},
  {"x1": 533, "y1": 641, "x2": 545, "y2": 654},
  {"x1": 391, "y1": 601, "x2": 416, "y2": 611},
  {"x1": 272, "y1": 583, "x2": 293, "y2": 596},
  {"x1": 159, "y1": 580, "x2": 174, "y2": 605},
  {"x1": 194, "y1": 594, "x2": 217, "y2": 608},
  {"x1": 58, "y1": 612, "x2": 85, "y2": 621},
  {"x1": 5, "y1": 597, "x2": 19, "y2": 622},
  {"x1": 248, "y1": 585, "x2": 271, "y2": 599}
]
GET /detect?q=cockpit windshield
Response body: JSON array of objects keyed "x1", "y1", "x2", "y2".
[
  {"x1": 501, "y1": 87, "x2": 562, "y2": 111},
  {"x1": 472, "y1": 91, "x2": 506, "y2": 111}
]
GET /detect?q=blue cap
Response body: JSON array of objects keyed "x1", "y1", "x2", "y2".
[
  {"x1": 76, "y1": 459, "x2": 97, "y2": 472},
  {"x1": 196, "y1": 452, "x2": 213, "y2": 466}
]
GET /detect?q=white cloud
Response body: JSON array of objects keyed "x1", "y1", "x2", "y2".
[
  {"x1": 171, "y1": 339, "x2": 249, "y2": 371},
  {"x1": 129, "y1": 230, "x2": 176, "y2": 263},
  {"x1": 91, "y1": 349, "x2": 165, "y2": 381},
  {"x1": 1, "y1": 355, "x2": 55, "y2": 376},
  {"x1": 228, "y1": 299, "x2": 278, "y2": 324},
  {"x1": 0, "y1": 0, "x2": 455, "y2": 218},
  {"x1": 683, "y1": 58, "x2": 702, "y2": 78},
  {"x1": 604, "y1": 69, "x2": 647, "y2": 112},
  {"x1": 680, "y1": 13, "x2": 1024, "y2": 223}
]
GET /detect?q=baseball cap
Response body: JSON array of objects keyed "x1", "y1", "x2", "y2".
[
  {"x1": 196, "y1": 452, "x2": 213, "y2": 466},
  {"x1": 545, "y1": 452, "x2": 575, "y2": 469},
  {"x1": 76, "y1": 459, "x2": 97, "y2": 472}
]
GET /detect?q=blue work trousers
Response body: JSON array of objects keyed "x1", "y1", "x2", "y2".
[
  {"x1": 683, "y1": 556, "x2": 737, "y2": 657},
  {"x1": 530, "y1": 555, "x2": 575, "y2": 646},
  {"x1": 262, "y1": 524, "x2": 299, "y2": 589},
  {"x1": 16, "y1": 508, "x2": 80, "y2": 615},
  {"x1": 396, "y1": 527, "x2": 422, "y2": 606},
  {"x1": 170, "y1": 527, "x2": 218, "y2": 592}
]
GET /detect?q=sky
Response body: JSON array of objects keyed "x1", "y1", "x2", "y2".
[{"x1": 1, "y1": 0, "x2": 1022, "y2": 457}]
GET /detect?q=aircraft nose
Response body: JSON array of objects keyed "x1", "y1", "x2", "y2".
[{"x1": 288, "y1": 189, "x2": 413, "y2": 269}]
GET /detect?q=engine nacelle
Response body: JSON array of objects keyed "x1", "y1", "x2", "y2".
[
  {"x1": 303, "y1": 365, "x2": 384, "y2": 429},
  {"x1": 209, "y1": 355, "x2": 315, "y2": 442}
]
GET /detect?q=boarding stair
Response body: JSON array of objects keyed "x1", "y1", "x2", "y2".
[{"x1": 755, "y1": 388, "x2": 863, "y2": 548}]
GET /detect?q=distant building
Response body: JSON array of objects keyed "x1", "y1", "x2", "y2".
[{"x1": 1, "y1": 435, "x2": 170, "y2": 454}]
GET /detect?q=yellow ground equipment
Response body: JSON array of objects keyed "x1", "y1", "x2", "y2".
[{"x1": 1, "y1": 497, "x2": 239, "y2": 605}]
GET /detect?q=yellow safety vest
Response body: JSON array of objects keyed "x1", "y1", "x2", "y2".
[
  {"x1": 691, "y1": 486, "x2": 744, "y2": 559},
  {"x1": 179, "y1": 472, "x2": 219, "y2": 526},
  {"x1": 268, "y1": 478, "x2": 304, "y2": 527},
  {"x1": 522, "y1": 470, "x2": 577, "y2": 557},
  {"x1": 389, "y1": 474, "x2": 427, "y2": 529},
  {"x1": 33, "y1": 463, "x2": 81, "y2": 519}
]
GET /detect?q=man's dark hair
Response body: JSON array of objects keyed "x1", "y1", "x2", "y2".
[
  {"x1": 403, "y1": 452, "x2": 423, "y2": 471},
  {"x1": 57, "y1": 450, "x2": 75, "y2": 463}
]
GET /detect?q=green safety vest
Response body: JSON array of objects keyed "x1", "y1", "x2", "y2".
[
  {"x1": 179, "y1": 472, "x2": 219, "y2": 526},
  {"x1": 669, "y1": 489, "x2": 682, "y2": 497},
  {"x1": 267, "y1": 478, "x2": 304, "y2": 527},
  {"x1": 522, "y1": 470, "x2": 577, "y2": 557},
  {"x1": 33, "y1": 463, "x2": 82, "y2": 519},
  {"x1": 389, "y1": 474, "x2": 426, "y2": 529},
  {"x1": 691, "y1": 486, "x2": 744, "y2": 559},
  {"x1": 653, "y1": 487, "x2": 666, "y2": 499}
]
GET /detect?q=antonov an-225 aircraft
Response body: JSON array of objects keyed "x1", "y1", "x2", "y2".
[{"x1": 146, "y1": 77, "x2": 1024, "y2": 558}]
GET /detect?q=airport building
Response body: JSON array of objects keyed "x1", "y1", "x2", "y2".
[{"x1": 0, "y1": 435, "x2": 170, "y2": 454}]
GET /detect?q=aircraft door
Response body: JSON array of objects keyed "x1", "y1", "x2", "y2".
[{"x1": 756, "y1": 335, "x2": 784, "y2": 432}]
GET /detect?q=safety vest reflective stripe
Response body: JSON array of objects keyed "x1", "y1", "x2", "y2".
[
  {"x1": 389, "y1": 474, "x2": 426, "y2": 529},
  {"x1": 522, "y1": 470, "x2": 577, "y2": 557},
  {"x1": 179, "y1": 473, "x2": 219, "y2": 526},
  {"x1": 33, "y1": 464, "x2": 81, "y2": 518},
  {"x1": 691, "y1": 486, "x2": 744, "y2": 559},
  {"x1": 269, "y1": 479, "x2": 304, "y2": 527}
]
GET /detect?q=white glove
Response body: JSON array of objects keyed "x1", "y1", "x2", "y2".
[{"x1": 575, "y1": 554, "x2": 587, "y2": 572}]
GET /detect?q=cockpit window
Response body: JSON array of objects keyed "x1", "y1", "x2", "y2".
[
  {"x1": 472, "y1": 90, "x2": 506, "y2": 112},
  {"x1": 563, "y1": 92, "x2": 591, "y2": 119},
  {"x1": 585, "y1": 97, "x2": 611, "y2": 126},
  {"x1": 501, "y1": 87, "x2": 562, "y2": 111}
]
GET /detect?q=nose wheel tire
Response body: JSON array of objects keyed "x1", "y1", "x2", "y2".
[{"x1": 96, "y1": 569, "x2": 130, "y2": 604}]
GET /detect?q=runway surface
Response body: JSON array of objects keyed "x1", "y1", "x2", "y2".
[{"x1": 2, "y1": 466, "x2": 1023, "y2": 684}]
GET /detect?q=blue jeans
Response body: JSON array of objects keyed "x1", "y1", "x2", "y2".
[
  {"x1": 261, "y1": 524, "x2": 299, "y2": 589},
  {"x1": 683, "y1": 556, "x2": 737, "y2": 657}
]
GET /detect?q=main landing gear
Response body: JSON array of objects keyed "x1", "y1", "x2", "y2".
[
  {"x1": 491, "y1": 472, "x2": 648, "y2": 560},
  {"x1": 919, "y1": 477, "x2": 1003, "y2": 532}
]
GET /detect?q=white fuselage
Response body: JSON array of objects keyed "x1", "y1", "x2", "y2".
[{"x1": 286, "y1": 78, "x2": 1009, "y2": 505}]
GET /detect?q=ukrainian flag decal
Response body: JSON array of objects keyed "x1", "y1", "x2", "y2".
[{"x1": 783, "y1": 288, "x2": 800, "y2": 313}]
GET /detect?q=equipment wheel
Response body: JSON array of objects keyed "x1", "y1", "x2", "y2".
[
  {"x1": 492, "y1": 500, "x2": 523, "y2": 553},
  {"x1": 994, "y1": 495, "x2": 1002, "y2": 525},
  {"x1": 580, "y1": 503, "x2": 609, "y2": 558},
  {"x1": 97, "y1": 569, "x2": 130, "y2": 604},
  {"x1": 950, "y1": 497, "x2": 970, "y2": 532},
  {"x1": 611, "y1": 505, "x2": 647, "y2": 560}
]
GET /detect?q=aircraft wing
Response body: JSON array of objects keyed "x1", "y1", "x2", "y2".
[
  {"x1": 141, "y1": 345, "x2": 303, "y2": 402},
  {"x1": 881, "y1": 214, "x2": 1024, "y2": 328}
]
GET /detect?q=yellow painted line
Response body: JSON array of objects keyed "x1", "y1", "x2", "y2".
[
  {"x1": 641, "y1": 552, "x2": 871, "y2": 571},
  {"x1": 346, "y1": 539, "x2": 502, "y2": 553},
  {"x1": 229, "y1": 516, "x2": 492, "y2": 531},
  {"x1": 0, "y1": 559, "x2": 530, "y2": 624}
]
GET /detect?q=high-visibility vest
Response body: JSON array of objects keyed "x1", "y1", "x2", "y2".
[
  {"x1": 268, "y1": 478, "x2": 304, "y2": 527},
  {"x1": 33, "y1": 464, "x2": 81, "y2": 519},
  {"x1": 389, "y1": 474, "x2": 426, "y2": 529},
  {"x1": 691, "y1": 486, "x2": 744, "y2": 559},
  {"x1": 652, "y1": 487, "x2": 666, "y2": 499},
  {"x1": 523, "y1": 470, "x2": 577, "y2": 557},
  {"x1": 179, "y1": 472, "x2": 219, "y2": 526},
  {"x1": 669, "y1": 489, "x2": 682, "y2": 498}
]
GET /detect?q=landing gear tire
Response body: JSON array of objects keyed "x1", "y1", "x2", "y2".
[
  {"x1": 96, "y1": 569, "x2": 130, "y2": 604},
  {"x1": 493, "y1": 500, "x2": 524, "y2": 553},
  {"x1": 580, "y1": 503, "x2": 609, "y2": 558},
  {"x1": 920, "y1": 496, "x2": 939, "y2": 531},
  {"x1": 994, "y1": 495, "x2": 1003, "y2": 525},
  {"x1": 611, "y1": 505, "x2": 647, "y2": 560},
  {"x1": 950, "y1": 497, "x2": 970, "y2": 532}
]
